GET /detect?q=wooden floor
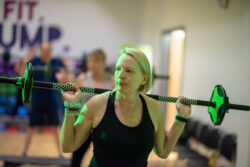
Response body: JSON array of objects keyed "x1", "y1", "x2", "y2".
[{"x1": 0, "y1": 130, "x2": 187, "y2": 167}]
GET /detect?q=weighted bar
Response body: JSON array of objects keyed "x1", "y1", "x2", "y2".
[
  {"x1": 0, "y1": 63, "x2": 249, "y2": 126},
  {"x1": 19, "y1": 80, "x2": 250, "y2": 111},
  {"x1": 1, "y1": 76, "x2": 248, "y2": 111}
]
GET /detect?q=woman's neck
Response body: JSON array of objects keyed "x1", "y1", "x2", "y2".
[{"x1": 115, "y1": 90, "x2": 141, "y2": 109}]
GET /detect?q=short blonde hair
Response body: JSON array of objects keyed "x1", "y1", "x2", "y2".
[
  {"x1": 119, "y1": 47, "x2": 152, "y2": 93},
  {"x1": 88, "y1": 48, "x2": 106, "y2": 62}
]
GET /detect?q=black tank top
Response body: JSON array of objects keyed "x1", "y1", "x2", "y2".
[{"x1": 89, "y1": 91, "x2": 155, "y2": 167}]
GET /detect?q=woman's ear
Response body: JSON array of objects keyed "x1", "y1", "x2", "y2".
[{"x1": 141, "y1": 75, "x2": 148, "y2": 85}]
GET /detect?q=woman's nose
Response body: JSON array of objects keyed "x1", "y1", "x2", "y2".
[{"x1": 118, "y1": 69, "x2": 125, "y2": 79}]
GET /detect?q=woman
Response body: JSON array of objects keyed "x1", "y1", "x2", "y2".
[
  {"x1": 71, "y1": 49, "x2": 114, "y2": 167},
  {"x1": 61, "y1": 47, "x2": 191, "y2": 167},
  {"x1": 76, "y1": 48, "x2": 114, "y2": 102}
]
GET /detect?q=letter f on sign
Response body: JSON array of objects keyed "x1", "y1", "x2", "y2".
[{"x1": 4, "y1": 0, "x2": 15, "y2": 20}]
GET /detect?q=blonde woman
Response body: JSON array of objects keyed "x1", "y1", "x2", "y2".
[
  {"x1": 71, "y1": 49, "x2": 114, "y2": 167},
  {"x1": 61, "y1": 48, "x2": 191, "y2": 167}
]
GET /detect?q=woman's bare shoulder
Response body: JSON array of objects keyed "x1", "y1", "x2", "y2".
[
  {"x1": 87, "y1": 91, "x2": 110, "y2": 107},
  {"x1": 141, "y1": 94, "x2": 162, "y2": 112},
  {"x1": 141, "y1": 94, "x2": 163, "y2": 132}
]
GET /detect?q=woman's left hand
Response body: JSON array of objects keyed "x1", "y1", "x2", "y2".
[{"x1": 176, "y1": 96, "x2": 191, "y2": 119}]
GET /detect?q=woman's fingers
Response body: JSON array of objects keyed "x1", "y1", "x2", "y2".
[
  {"x1": 176, "y1": 96, "x2": 189, "y2": 104},
  {"x1": 61, "y1": 82, "x2": 82, "y2": 102},
  {"x1": 176, "y1": 96, "x2": 192, "y2": 118},
  {"x1": 72, "y1": 83, "x2": 81, "y2": 93},
  {"x1": 65, "y1": 82, "x2": 79, "y2": 92},
  {"x1": 72, "y1": 83, "x2": 77, "y2": 91},
  {"x1": 176, "y1": 96, "x2": 184, "y2": 107},
  {"x1": 176, "y1": 96, "x2": 191, "y2": 109}
]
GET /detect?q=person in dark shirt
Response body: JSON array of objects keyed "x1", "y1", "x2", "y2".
[
  {"x1": 22, "y1": 43, "x2": 65, "y2": 157},
  {"x1": 61, "y1": 47, "x2": 192, "y2": 166}
]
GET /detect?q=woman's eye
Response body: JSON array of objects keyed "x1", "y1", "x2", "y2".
[{"x1": 126, "y1": 69, "x2": 133, "y2": 73}]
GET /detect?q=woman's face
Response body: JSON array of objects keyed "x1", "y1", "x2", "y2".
[
  {"x1": 87, "y1": 56, "x2": 105, "y2": 74},
  {"x1": 115, "y1": 54, "x2": 146, "y2": 93}
]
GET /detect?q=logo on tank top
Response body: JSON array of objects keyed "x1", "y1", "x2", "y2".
[{"x1": 100, "y1": 131, "x2": 108, "y2": 140}]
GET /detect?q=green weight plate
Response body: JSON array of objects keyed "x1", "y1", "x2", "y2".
[
  {"x1": 22, "y1": 63, "x2": 34, "y2": 103},
  {"x1": 208, "y1": 85, "x2": 229, "y2": 125}
]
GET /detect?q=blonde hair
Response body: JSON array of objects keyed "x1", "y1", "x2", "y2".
[
  {"x1": 119, "y1": 47, "x2": 152, "y2": 93},
  {"x1": 88, "y1": 48, "x2": 106, "y2": 62}
]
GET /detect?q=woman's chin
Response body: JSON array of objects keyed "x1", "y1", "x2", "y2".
[{"x1": 115, "y1": 86, "x2": 126, "y2": 92}]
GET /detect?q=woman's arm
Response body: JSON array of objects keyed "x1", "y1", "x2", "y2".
[
  {"x1": 153, "y1": 97, "x2": 191, "y2": 158},
  {"x1": 60, "y1": 94, "x2": 102, "y2": 152}
]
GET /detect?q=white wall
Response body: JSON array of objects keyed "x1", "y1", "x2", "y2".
[
  {"x1": 146, "y1": 0, "x2": 250, "y2": 166},
  {"x1": 0, "y1": 0, "x2": 144, "y2": 65},
  {"x1": 241, "y1": 0, "x2": 250, "y2": 166}
]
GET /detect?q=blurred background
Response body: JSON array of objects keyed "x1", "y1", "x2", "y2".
[{"x1": 0, "y1": 0, "x2": 249, "y2": 167}]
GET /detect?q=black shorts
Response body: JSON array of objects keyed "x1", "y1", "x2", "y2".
[{"x1": 29, "y1": 107, "x2": 61, "y2": 127}]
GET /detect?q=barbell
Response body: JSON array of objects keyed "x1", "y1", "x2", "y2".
[{"x1": 0, "y1": 63, "x2": 249, "y2": 126}]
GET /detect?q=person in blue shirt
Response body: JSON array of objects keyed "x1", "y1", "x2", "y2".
[{"x1": 22, "y1": 43, "x2": 66, "y2": 157}]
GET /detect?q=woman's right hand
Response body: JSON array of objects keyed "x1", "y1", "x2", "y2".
[{"x1": 62, "y1": 83, "x2": 82, "y2": 103}]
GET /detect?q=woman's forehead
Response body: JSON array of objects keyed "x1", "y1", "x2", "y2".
[
  {"x1": 116, "y1": 54, "x2": 138, "y2": 67},
  {"x1": 88, "y1": 55, "x2": 104, "y2": 62}
]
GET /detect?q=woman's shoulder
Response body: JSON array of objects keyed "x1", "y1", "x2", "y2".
[
  {"x1": 77, "y1": 72, "x2": 86, "y2": 79},
  {"x1": 141, "y1": 94, "x2": 162, "y2": 112},
  {"x1": 86, "y1": 91, "x2": 111, "y2": 110},
  {"x1": 140, "y1": 93, "x2": 163, "y2": 132}
]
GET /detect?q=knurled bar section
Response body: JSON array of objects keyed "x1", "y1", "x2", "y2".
[
  {"x1": 158, "y1": 96, "x2": 197, "y2": 104},
  {"x1": 53, "y1": 83, "x2": 95, "y2": 94}
]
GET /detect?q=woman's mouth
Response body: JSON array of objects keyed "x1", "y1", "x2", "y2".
[{"x1": 119, "y1": 82, "x2": 126, "y2": 86}]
